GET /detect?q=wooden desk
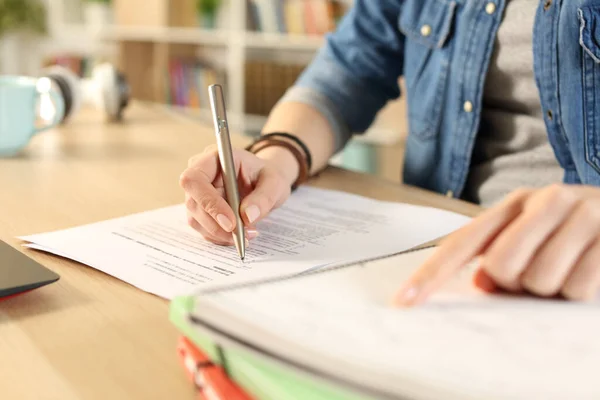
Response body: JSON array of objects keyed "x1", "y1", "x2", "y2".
[{"x1": 0, "y1": 104, "x2": 479, "y2": 399}]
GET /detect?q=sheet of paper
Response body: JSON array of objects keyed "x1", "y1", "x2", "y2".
[
  {"x1": 19, "y1": 186, "x2": 471, "y2": 299},
  {"x1": 194, "y1": 247, "x2": 600, "y2": 400}
]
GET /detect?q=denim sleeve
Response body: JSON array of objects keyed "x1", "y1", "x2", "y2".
[{"x1": 278, "y1": 0, "x2": 405, "y2": 152}]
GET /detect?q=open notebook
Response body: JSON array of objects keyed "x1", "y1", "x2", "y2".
[{"x1": 186, "y1": 247, "x2": 600, "y2": 400}]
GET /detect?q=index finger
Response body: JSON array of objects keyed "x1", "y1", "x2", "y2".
[
  {"x1": 186, "y1": 147, "x2": 264, "y2": 185},
  {"x1": 392, "y1": 189, "x2": 531, "y2": 307},
  {"x1": 185, "y1": 147, "x2": 221, "y2": 182},
  {"x1": 180, "y1": 153, "x2": 239, "y2": 232}
]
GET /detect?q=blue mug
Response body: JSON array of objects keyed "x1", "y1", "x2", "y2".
[{"x1": 0, "y1": 75, "x2": 65, "y2": 156}]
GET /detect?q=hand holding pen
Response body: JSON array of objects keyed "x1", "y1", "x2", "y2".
[{"x1": 179, "y1": 85, "x2": 301, "y2": 255}]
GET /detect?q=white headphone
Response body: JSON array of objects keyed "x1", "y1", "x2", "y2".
[{"x1": 41, "y1": 62, "x2": 130, "y2": 123}]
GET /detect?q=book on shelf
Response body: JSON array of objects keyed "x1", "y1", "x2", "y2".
[
  {"x1": 247, "y1": 0, "x2": 350, "y2": 36},
  {"x1": 244, "y1": 60, "x2": 305, "y2": 116},
  {"x1": 166, "y1": 58, "x2": 226, "y2": 109}
]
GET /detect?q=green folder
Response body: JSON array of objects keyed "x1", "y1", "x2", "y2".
[{"x1": 169, "y1": 295, "x2": 374, "y2": 400}]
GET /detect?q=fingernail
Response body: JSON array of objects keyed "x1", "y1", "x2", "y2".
[
  {"x1": 245, "y1": 205, "x2": 260, "y2": 224},
  {"x1": 216, "y1": 214, "x2": 233, "y2": 232},
  {"x1": 246, "y1": 229, "x2": 259, "y2": 240},
  {"x1": 394, "y1": 286, "x2": 421, "y2": 307},
  {"x1": 473, "y1": 266, "x2": 497, "y2": 293}
]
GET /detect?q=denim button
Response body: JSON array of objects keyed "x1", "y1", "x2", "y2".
[
  {"x1": 485, "y1": 2, "x2": 496, "y2": 14},
  {"x1": 420, "y1": 24, "x2": 432, "y2": 37},
  {"x1": 463, "y1": 101, "x2": 473, "y2": 112}
]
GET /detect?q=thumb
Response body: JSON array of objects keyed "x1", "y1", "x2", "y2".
[{"x1": 240, "y1": 169, "x2": 290, "y2": 225}]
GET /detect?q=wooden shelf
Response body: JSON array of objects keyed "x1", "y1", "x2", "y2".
[
  {"x1": 100, "y1": 26, "x2": 324, "y2": 50},
  {"x1": 244, "y1": 32, "x2": 324, "y2": 51},
  {"x1": 100, "y1": 26, "x2": 228, "y2": 46}
]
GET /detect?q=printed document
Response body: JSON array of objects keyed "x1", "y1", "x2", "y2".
[{"x1": 19, "y1": 187, "x2": 470, "y2": 299}]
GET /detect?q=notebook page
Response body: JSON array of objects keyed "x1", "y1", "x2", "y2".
[
  {"x1": 18, "y1": 186, "x2": 470, "y2": 299},
  {"x1": 193, "y1": 247, "x2": 600, "y2": 400}
]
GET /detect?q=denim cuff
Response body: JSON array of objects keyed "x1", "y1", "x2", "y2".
[{"x1": 276, "y1": 86, "x2": 353, "y2": 154}]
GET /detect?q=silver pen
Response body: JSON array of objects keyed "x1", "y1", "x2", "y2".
[{"x1": 208, "y1": 84, "x2": 246, "y2": 261}]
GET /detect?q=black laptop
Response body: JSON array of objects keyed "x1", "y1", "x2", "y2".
[{"x1": 0, "y1": 240, "x2": 59, "y2": 299}]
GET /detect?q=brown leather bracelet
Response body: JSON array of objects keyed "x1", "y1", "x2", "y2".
[{"x1": 246, "y1": 138, "x2": 309, "y2": 191}]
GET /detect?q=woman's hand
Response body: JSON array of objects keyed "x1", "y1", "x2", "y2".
[
  {"x1": 394, "y1": 184, "x2": 600, "y2": 306},
  {"x1": 179, "y1": 145, "x2": 293, "y2": 246}
]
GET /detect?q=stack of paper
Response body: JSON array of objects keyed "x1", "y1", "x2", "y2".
[
  {"x1": 19, "y1": 187, "x2": 471, "y2": 299},
  {"x1": 188, "y1": 247, "x2": 600, "y2": 400}
]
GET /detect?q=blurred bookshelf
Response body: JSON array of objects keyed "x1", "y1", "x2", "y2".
[
  {"x1": 99, "y1": 0, "x2": 405, "y2": 140},
  {"x1": 19, "y1": 0, "x2": 406, "y2": 180}
]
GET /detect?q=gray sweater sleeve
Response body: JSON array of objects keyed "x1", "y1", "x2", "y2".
[{"x1": 275, "y1": 86, "x2": 353, "y2": 154}]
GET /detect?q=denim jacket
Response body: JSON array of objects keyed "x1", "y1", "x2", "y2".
[{"x1": 293, "y1": 0, "x2": 600, "y2": 199}]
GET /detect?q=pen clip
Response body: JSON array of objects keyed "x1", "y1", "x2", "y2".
[
  {"x1": 208, "y1": 84, "x2": 228, "y2": 135},
  {"x1": 217, "y1": 118, "x2": 228, "y2": 137}
]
